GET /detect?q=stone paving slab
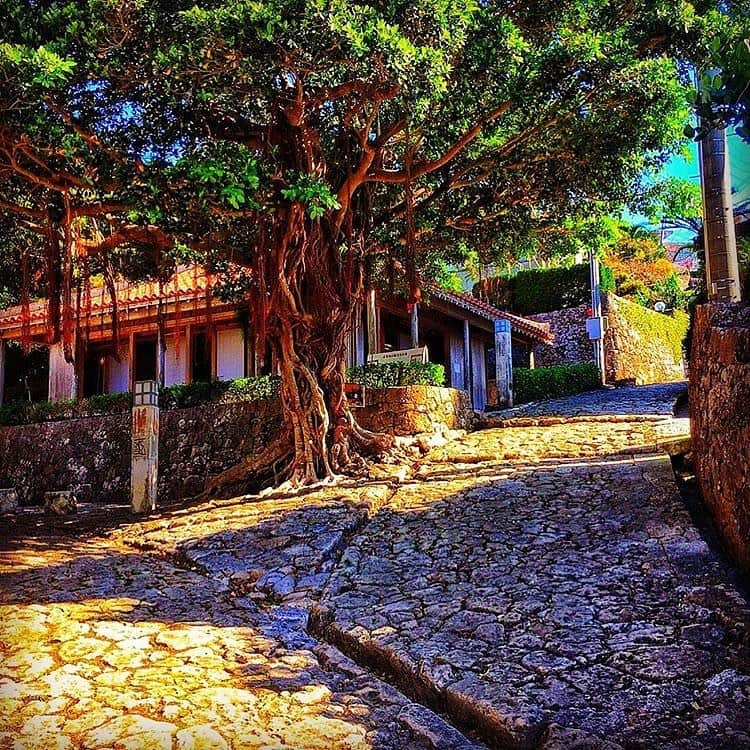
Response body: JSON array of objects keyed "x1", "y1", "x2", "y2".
[
  {"x1": 313, "y1": 418, "x2": 750, "y2": 749},
  {"x1": 0, "y1": 534, "x2": 485, "y2": 750},
  {"x1": 483, "y1": 382, "x2": 687, "y2": 423}
]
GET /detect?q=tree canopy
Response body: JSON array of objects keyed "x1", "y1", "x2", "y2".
[
  {"x1": 0, "y1": 0, "x2": 720, "y2": 485},
  {"x1": 684, "y1": 0, "x2": 750, "y2": 139}
]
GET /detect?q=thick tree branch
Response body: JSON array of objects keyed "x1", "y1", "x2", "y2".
[{"x1": 367, "y1": 102, "x2": 512, "y2": 183}]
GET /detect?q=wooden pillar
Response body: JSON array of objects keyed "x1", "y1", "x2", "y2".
[
  {"x1": 131, "y1": 380, "x2": 159, "y2": 514},
  {"x1": 48, "y1": 342, "x2": 77, "y2": 402},
  {"x1": 157, "y1": 328, "x2": 166, "y2": 387},
  {"x1": 410, "y1": 303, "x2": 419, "y2": 349},
  {"x1": 494, "y1": 319, "x2": 513, "y2": 408},
  {"x1": 366, "y1": 289, "x2": 378, "y2": 357},
  {"x1": 463, "y1": 320, "x2": 472, "y2": 396}
]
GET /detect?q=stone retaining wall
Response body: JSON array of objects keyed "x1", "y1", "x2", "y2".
[
  {"x1": 689, "y1": 303, "x2": 750, "y2": 574},
  {"x1": 357, "y1": 386, "x2": 473, "y2": 435},
  {"x1": 528, "y1": 303, "x2": 593, "y2": 368},
  {"x1": 0, "y1": 386, "x2": 470, "y2": 505},
  {"x1": 604, "y1": 295, "x2": 687, "y2": 385},
  {"x1": 0, "y1": 399, "x2": 283, "y2": 507},
  {"x1": 528, "y1": 294, "x2": 686, "y2": 385}
]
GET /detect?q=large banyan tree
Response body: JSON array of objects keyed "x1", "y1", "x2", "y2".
[{"x1": 0, "y1": 0, "x2": 713, "y2": 485}]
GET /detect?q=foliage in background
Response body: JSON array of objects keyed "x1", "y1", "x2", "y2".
[
  {"x1": 346, "y1": 362, "x2": 445, "y2": 389},
  {"x1": 684, "y1": 2, "x2": 750, "y2": 140},
  {"x1": 615, "y1": 297, "x2": 690, "y2": 365},
  {"x1": 512, "y1": 363, "x2": 602, "y2": 405},
  {"x1": 477, "y1": 214, "x2": 692, "y2": 315},
  {"x1": 636, "y1": 176, "x2": 703, "y2": 237},
  {"x1": 478, "y1": 264, "x2": 592, "y2": 315}
]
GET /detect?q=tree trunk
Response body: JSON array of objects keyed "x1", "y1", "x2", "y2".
[{"x1": 252, "y1": 205, "x2": 392, "y2": 488}]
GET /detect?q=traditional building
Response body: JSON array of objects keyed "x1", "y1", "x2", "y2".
[{"x1": 0, "y1": 267, "x2": 552, "y2": 411}]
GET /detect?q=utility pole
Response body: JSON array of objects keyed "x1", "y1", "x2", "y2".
[
  {"x1": 698, "y1": 100, "x2": 741, "y2": 301},
  {"x1": 588, "y1": 250, "x2": 606, "y2": 384}
]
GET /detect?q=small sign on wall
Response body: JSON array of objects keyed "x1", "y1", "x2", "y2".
[
  {"x1": 368, "y1": 346, "x2": 429, "y2": 364},
  {"x1": 586, "y1": 316, "x2": 608, "y2": 341}
]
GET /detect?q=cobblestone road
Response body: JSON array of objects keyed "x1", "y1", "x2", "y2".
[{"x1": 2, "y1": 383, "x2": 749, "y2": 749}]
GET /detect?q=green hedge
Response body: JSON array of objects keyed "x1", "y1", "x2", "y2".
[
  {"x1": 479, "y1": 264, "x2": 593, "y2": 315},
  {"x1": 0, "y1": 391, "x2": 132, "y2": 426},
  {"x1": 158, "y1": 375, "x2": 281, "y2": 409},
  {"x1": 0, "y1": 364, "x2": 447, "y2": 426},
  {"x1": 513, "y1": 363, "x2": 602, "y2": 404},
  {"x1": 0, "y1": 376, "x2": 281, "y2": 426},
  {"x1": 615, "y1": 298, "x2": 689, "y2": 364},
  {"x1": 346, "y1": 361, "x2": 445, "y2": 388}
]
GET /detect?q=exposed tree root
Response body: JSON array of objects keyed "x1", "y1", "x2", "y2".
[{"x1": 194, "y1": 435, "x2": 293, "y2": 501}]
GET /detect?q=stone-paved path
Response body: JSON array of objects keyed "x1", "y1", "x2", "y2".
[{"x1": 2, "y1": 383, "x2": 750, "y2": 749}]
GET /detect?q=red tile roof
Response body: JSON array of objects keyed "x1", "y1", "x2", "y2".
[
  {"x1": 0, "y1": 265, "x2": 552, "y2": 346},
  {"x1": 428, "y1": 285, "x2": 554, "y2": 344},
  {"x1": 0, "y1": 267, "x2": 215, "y2": 337}
]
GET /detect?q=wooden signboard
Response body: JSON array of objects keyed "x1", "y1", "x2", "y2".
[{"x1": 368, "y1": 346, "x2": 429, "y2": 365}]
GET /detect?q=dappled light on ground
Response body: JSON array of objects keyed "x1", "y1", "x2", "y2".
[{"x1": 1, "y1": 384, "x2": 748, "y2": 749}]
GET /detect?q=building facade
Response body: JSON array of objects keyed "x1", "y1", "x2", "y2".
[{"x1": 0, "y1": 267, "x2": 552, "y2": 411}]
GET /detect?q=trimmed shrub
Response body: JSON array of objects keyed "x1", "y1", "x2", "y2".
[
  {"x1": 0, "y1": 375, "x2": 281, "y2": 426},
  {"x1": 157, "y1": 375, "x2": 280, "y2": 409},
  {"x1": 478, "y1": 264, "x2": 593, "y2": 315},
  {"x1": 346, "y1": 361, "x2": 445, "y2": 388},
  {"x1": 513, "y1": 363, "x2": 601, "y2": 404},
  {"x1": 0, "y1": 392, "x2": 131, "y2": 426}
]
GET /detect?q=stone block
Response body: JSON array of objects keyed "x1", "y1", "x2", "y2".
[
  {"x1": 0, "y1": 488, "x2": 18, "y2": 515},
  {"x1": 44, "y1": 491, "x2": 77, "y2": 515}
]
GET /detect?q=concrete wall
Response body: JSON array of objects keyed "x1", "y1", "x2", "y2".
[
  {"x1": 689, "y1": 303, "x2": 750, "y2": 574},
  {"x1": 0, "y1": 386, "x2": 471, "y2": 506}
]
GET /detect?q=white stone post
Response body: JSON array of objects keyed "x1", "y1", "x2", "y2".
[
  {"x1": 494, "y1": 319, "x2": 513, "y2": 408},
  {"x1": 131, "y1": 380, "x2": 159, "y2": 514}
]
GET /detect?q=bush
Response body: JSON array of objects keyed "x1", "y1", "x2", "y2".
[
  {"x1": 0, "y1": 392, "x2": 131, "y2": 426},
  {"x1": 346, "y1": 361, "x2": 445, "y2": 388},
  {"x1": 158, "y1": 375, "x2": 281, "y2": 409},
  {"x1": 0, "y1": 376, "x2": 281, "y2": 426},
  {"x1": 478, "y1": 264, "x2": 593, "y2": 315},
  {"x1": 513, "y1": 363, "x2": 602, "y2": 404}
]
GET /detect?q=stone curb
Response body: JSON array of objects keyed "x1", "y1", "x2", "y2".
[{"x1": 309, "y1": 605, "x2": 546, "y2": 750}]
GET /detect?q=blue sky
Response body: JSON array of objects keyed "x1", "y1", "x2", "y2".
[{"x1": 642, "y1": 132, "x2": 750, "y2": 243}]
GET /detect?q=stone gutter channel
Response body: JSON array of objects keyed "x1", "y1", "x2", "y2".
[{"x1": 146, "y1": 476, "x2": 492, "y2": 750}]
